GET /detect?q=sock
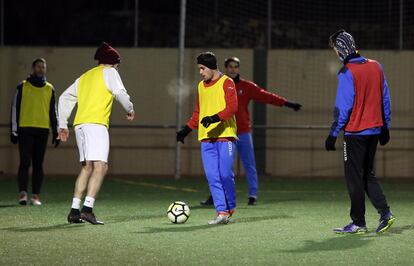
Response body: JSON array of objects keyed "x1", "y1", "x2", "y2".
[
  {"x1": 71, "y1": 198, "x2": 81, "y2": 210},
  {"x1": 83, "y1": 196, "x2": 95, "y2": 208}
]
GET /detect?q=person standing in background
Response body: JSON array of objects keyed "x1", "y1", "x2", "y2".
[
  {"x1": 326, "y1": 30, "x2": 394, "y2": 234},
  {"x1": 10, "y1": 58, "x2": 59, "y2": 206}
]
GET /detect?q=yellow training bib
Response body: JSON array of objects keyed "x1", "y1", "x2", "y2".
[
  {"x1": 74, "y1": 65, "x2": 114, "y2": 128},
  {"x1": 19, "y1": 80, "x2": 53, "y2": 129},
  {"x1": 197, "y1": 75, "x2": 237, "y2": 141}
]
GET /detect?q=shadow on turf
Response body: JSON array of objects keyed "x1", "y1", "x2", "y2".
[
  {"x1": 387, "y1": 224, "x2": 414, "y2": 235},
  {"x1": 285, "y1": 235, "x2": 373, "y2": 253},
  {"x1": 136, "y1": 214, "x2": 293, "y2": 234},
  {"x1": 284, "y1": 224, "x2": 414, "y2": 253},
  {"x1": 105, "y1": 214, "x2": 165, "y2": 223},
  {"x1": 0, "y1": 204, "x2": 18, "y2": 208},
  {"x1": 189, "y1": 198, "x2": 302, "y2": 211},
  {"x1": 1, "y1": 223, "x2": 84, "y2": 233}
]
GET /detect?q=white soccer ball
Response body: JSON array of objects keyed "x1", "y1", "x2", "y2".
[{"x1": 167, "y1": 201, "x2": 190, "y2": 224}]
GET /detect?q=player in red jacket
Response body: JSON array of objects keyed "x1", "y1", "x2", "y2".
[{"x1": 201, "y1": 57, "x2": 302, "y2": 206}]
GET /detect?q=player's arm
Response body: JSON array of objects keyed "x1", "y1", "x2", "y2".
[
  {"x1": 104, "y1": 67, "x2": 135, "y2": 120},
  {"x1": 325, "y1": 67, "x2": 354, "y2": 151},
  {"x1": 49, "y1": 86, "x2": 60, "y2": 147},
  {"x1": 217, "y1": 79, "x2": 238, "y2": 120},
  {"x1": 200, "y1": 79, "x2": 238, "y2": 128},
  {"x1": 187, "y1": 95, "x2": 200, "y2": 130},
  {"x1": 379, "y1": 64, "x2": 391, "y2": 145},
  {"x1": 176, "y1": 94, "x2": 199, "y2": 143},
  {"x1": 375, "y1": 63, "x2": 391, "y2": 129},
  {"x1": 10, "y1": 83, "x2": 23, "y2": 144},
  {"x1": 248, "y1": 81, "x2": 301, "y2": 111},
  {"x1": 248, "y1": 81, "x2": 287, "y2": 106},
  {"x1": 57, "y1": 79, "x2": 79, "y2": 141},
  {"x1": 382, "y1": 76, "x2": 391, "y2": 129}
]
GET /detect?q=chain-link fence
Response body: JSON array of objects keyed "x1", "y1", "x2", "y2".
[{"x1": 1, "y1": 0, "x2": 414, "y2": 49}]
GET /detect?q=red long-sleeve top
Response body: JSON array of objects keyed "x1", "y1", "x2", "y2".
[
  {"x1": 235, "y1": 77, "x2": 287, "y2": 134},
  {"x1": 187, "y1": 76, "x2": 238, "y2": 140}
]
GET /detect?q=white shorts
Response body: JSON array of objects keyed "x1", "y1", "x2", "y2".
[{"x1": 75, "y1": 124, "x2": 109, "y2": 163}]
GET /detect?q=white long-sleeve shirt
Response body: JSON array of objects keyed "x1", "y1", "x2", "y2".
[{"x1": 58, "y1": 67, "x2": 134, "y2": 129}]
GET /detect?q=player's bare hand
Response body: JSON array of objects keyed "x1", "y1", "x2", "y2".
[
  {"x1": 126, "y1": 111, "x2": 135, "y2": 121},
  {"x1": 58, "y1": 128, "x2": 70, "y2": 142}
]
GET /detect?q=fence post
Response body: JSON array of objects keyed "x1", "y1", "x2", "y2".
[
  {"x1": 133, "y1": 0, "x2": 139, "y2": 47},
  {"x1": 174, "y1": 0, "x2": 187, "y2": 179},
  {"x1": 0, "y1": 0, "x2": 4, "y2": 46},
  {"x1": 399, "y1": 0, "x2": 403, "y2": 50}
]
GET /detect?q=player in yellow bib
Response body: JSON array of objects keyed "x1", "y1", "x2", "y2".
[
  {"x1": 58, "y1": 42, "x2": 135, "y2": 225},
  {"x1": 176, "y1": 52, "x2": 238, "y2": 225},
  {"x1": 10, "y1": 58, "x2": 59, "y2": 206}
]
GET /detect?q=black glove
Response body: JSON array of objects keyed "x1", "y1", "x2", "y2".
[
  {"x1": 285, "y1": 101, "x2": 302, "y2": 111},
  {"x1": 200, "y1": 114, "x2": 220, "y2": 128},
  {"x1": 176, "y1": 125, "x2": 192, "y2": 144},
  {"x1": 325, "y1": 135, "x2": 337, "y2": 151},
  {"x1": 379, "y1": 126, "x2": 390, "y2": 146},
  {"x1": 52, "y1": 132, "x2": 60, "y2": 148},
  {"x1": 10, "y1": 133, "x2": 18, "y2": 144}
]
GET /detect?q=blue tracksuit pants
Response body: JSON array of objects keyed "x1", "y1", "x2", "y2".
[
  {"x1": 201, "y1": 141, "x2": 236, "y2": 213},
  {"x1": 236, "y1": 132, "x2": 258, "y2": 197}
]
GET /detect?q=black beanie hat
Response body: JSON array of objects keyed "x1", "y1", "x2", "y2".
[{"x1": 196, "y1": 51, "x2": 217, "y2": 70}]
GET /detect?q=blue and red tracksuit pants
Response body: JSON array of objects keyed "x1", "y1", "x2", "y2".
[{"x1": 201, "y1": 141, "x2": 236, "y2": 213}]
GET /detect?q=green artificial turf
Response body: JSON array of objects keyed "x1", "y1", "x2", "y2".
[{"x1": 0, "y1": 177, "x2": 413, "y2": 265}]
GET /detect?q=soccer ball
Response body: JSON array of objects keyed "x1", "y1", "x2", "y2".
[{"x1": 167, "y1": 201, "x2": 190, "y2": 224}]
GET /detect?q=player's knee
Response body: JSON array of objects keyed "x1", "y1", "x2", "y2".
[
  {"x1": 93, "y1": 162, "x2": 108, "y2": 174},
  {"x1": 81, "y1": 162, "x2": 94, "y2": 174},
  {"x1": 219, "y1": 171, "x2": 234, "y2": 180},
  {"x1": 19, "y1": 160, "x2": 31, "y2": 169},
  {"x1": 246, "y1": 166, "x2": 257, "y2": 175}
]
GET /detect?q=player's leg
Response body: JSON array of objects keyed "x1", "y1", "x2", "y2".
[
  {"x1": 363, "y1": 135, "x2": 395, "y2": 233},
  {"x1": 85, "y1": 161, "x2": 108, "y2": 198},
  {"x1": 80, "y1": 161, "x2": 107, "y2": 225},
  {"x1": 79, "y1": 124, "x2": 109, "y2": 225},
  {"x1": 68, "y1": 161, "x2": 93, "y2": 223},
  {"x1": 30, "y1": 130, "x2": 48, "y2": 205},
  {"x1": 218, "y1": 141, "x2": 237, "y2": 214},
  {"x1": 68, "y1": 126, "x2": 93, "y2": 223},
  {"x1": 74, "y1": 162, "x2": 94, "y2": 199},
  {"x1": 334, "y1": 136, "x2": 367, "y2": 234},
  {"x1": 201, "y1": 142, "x2": 229, "y2": 224},
  {"x1": 82, "y1": 161, "x2": 108, "y2": 209},
  {"x1": 236, "y1": 132, "x2": 258, "y2": 205},
  {"x1": 17, "y1": 129, "x2": 34, "y2": 205}
]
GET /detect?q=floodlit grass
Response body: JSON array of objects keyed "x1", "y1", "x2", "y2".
[{"x1": 1, "y1": 177, "x2": 413, "y2": 265}]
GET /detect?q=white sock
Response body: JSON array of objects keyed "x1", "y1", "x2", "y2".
[
  {"x1": 83, "y1": 196, "x2": 95, "y2": 208},
  {"x1": 71, "y1": 198, "x2": 81, "y2": 209}
]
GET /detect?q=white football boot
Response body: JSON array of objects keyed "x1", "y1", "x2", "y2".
[{"x1": 208, "y1": 214, "x2": 230, "y2": 225}]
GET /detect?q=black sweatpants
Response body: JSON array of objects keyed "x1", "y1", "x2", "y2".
[
  {"x1": 343, "y1": 135, "x2": 390, "y2": 226},
  {"x1": 18, "y1": 127, "x2": 49, "y2": 194}
]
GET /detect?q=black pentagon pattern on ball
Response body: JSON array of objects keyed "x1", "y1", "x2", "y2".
[{"x1": 167, "y1": 201, "x2": 189, "y2": 224}]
